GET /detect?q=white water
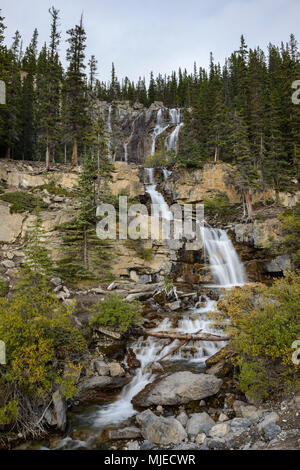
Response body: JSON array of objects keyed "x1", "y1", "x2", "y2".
[
  {"x1": 151, "y1": 108, "x2": 169, "y2": 155},
  {"x1": 144, "y1": 167, "x2": 173, "y2": 220},
  {"x1": 201, "y1": 226, "x2": 247, "y2": 287},
  {"x1": 123, "y1": 142, "x2": 128, "y2": 162},
  {"x1": 162, "y1": 168, "x2": 172, "y2": 180},
  {"x1": 165, "y1": 108, "x2": 184, "y2": 152},
  {"x1": 93, "y1": 298, "x2": 225, "y2": 428}
]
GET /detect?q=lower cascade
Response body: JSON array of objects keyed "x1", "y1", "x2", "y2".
[{"x1": 62, "y1": 180, "x2": 247, "y2": 450}]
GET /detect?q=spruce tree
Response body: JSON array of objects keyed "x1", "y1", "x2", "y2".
[{"x1": 65, "y1": 15, "x2": 89, "y2": 166}]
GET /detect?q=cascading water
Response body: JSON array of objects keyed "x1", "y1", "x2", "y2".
[
  {"x1": 165, "y1": 108, "x2": 184, "y2": 152},
  {"x1": 201, "y1": 226, "x2": 247, "y2": 287},
  {"x1": 151, "y1": 108, "x2": 169, "y2": 155},
  {"x1": 144, "y1": 167, "x2": 173, "y2": 220}
]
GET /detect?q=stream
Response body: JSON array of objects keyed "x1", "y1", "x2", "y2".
[{"x1": 28, "y1": 167, "x2": 247, "y2": 451}]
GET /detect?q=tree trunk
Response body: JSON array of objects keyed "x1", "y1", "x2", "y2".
[
  {"x1": 72, "y1": 137, "x2": 78, "y2": 167},
  {"x1": 244, "y1": 189, "x2": 253, "y2": 220},
  {"x1": 6, "y1": 145, "x2": 11, "y2": 159},
  {"x1": 83, "y1": 229, "x2": 88, "y2": 270},
  {"x1": 275, "y1": 189, "x2": 280, "y2": 205},
  {"x1": 46, "y1": 137, "x2": 50, "y2": 171},
  {"x1": 145, "y1": 330, "x2": 230, "y2": 342}
]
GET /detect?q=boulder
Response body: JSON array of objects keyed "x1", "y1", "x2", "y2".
[
  {"x1": 1, "y1": 260, "x2": 15, "y2": 269},
  {"x1": 132, "y1": 372, "x2": 222, "y2": 407},
  {"x1": 257, "y1": 412, "x2": 280, "y2": 432},
  {"x1": 263, "y1": 422, "x2": 281, "y2": 441},
  {"x1": 209, "y1": 423, "x2": 231, "y2": 438},
  {"x1": 142, "y1": 417, "x2": 187, "y2": 446},
  {"x1": 166, "y1": 300, "x2": 182, "y2": 311},
  {"x1": 77, "y1": 376, "x2": 130, "y2": 403},
  {"x1": 0, "y1": 203, "x2": 25, "y2": 243},
  {"x1": 195, "y1": 433, "x2": 206, "y2": 445},
  {"x1": 176, "y1": 411, "x2": 188, "y2": 427},
  {"x1": 240, "y1": 405, "x2": 264, "y2": 422},
  {"x1": 107, "y1": 427, "x2": 142, "y2": 440},
  {"x1": 186, "y1": 412, "x2": 215, "y2": 436},
  {"x1": 94, "y1": 361, "x2": 110, "y2": 376},
  {"x1": 109, "y1": 362, "x2": 125, "y2": 377},
  {"x1": 51, "y1": 277, "x2": 62, "y2": 287}
]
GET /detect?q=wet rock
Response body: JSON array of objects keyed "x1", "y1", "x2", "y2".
[
  {"x1": 109, "y1": 362, "x2": 125, "y2": 377},
  {"x1": 52, "y1": 390, "x2": 67, "y2": 431},
  {"x1": 166, "y1": 300, "x2": 181, "y2": 311},
  {"x1": 209, "y1": 423, "x2": 231, "y2": 438},
  {"x1": 205, "y1": 345, "x2": 234, "y2": 378},
  {"x1": 107, "y1": 427, "x2": 142, "y2": 440},
  {"x1": 126, "y1": 348, "x2": 141, "y2": 369},
  {"x1": 44, "y1": 409, "x2": 57, "y2": 427},
  {"x1": 77, "y1": 376, "x2": 130, "y2": 403},
  {"x1": 148, "y1": 362, "x2": 165, "y2": 374},
  {"x1": 132, "y1": 371, "x2": 222, "y2": 407},
  {"x1": 94, "y1": 361, "x2": 110, "y2": 376},
  {"x1": 257, "y1": 412, "x2": 280, "y2": 432},
  {"x1": 186, "y1": 412, "x2": 215, "y2": 436},
  {"x1": 264, "y1": 422, "x2": 281, "y2": 441}
]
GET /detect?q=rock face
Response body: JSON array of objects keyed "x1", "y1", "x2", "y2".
[
  {"x1": 109, "y1": 162, "x2": 144, "y2": 198},
  {"x1": 0, "y1": 203, "x2": 25, "y2": 243},
  {"x1": 77, "y1": 376, "x2": 131, "y2": 403},
  {"x1": 132, "y1": 371, "x2": 222, "y2": 407}
]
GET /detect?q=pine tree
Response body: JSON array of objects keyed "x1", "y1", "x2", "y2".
[{"x1": 65, "y1": 15, "x2": 89, "y2": 166}]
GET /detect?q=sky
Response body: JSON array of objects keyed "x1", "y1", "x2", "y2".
[{"x1": 1, "y1": 0, "x2": 299, "y2": 83}]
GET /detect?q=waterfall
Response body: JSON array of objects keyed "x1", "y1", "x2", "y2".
[
  {"x1": 201, "y1": 227, "x2": 247, "y2": 287},
  {"x1": 144, "y1": 167, "x2": 173, "y2": 220},
  {"x1": 92, "y1": 298, "x2": 224, "y2": 429},
  {"x1": 165, "y1": 108, "x2": 184, "y2": 152},
  {"x1": 123, "y1": 142, "x2": 128, "y2": 162},
  {"x1": 151, "y1": 109, "x2": 169, "y2": 155},
  {"x1": 162, "y1": 168, "x2": 172, "y2": 180}
]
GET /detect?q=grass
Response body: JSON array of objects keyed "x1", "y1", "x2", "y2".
[{"x1": 0, "y1": 191, "x2": 48, "y2": 214}]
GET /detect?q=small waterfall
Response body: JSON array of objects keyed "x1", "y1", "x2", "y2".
[
  {"x1": 151, "y1": 109, "x2": 169, "y2": 155},
  {"x1": 144, "y1": 167, "x2": 173, "y2": 220},
  {"x1": 107, "y1": 104, "x2": 113, "y2": 157},
  {"x1": 201, "y1": 227, "x2": 247, "y2": 287},
  {"x1": 162, "y1": 168, "x2": 172, "y2": 180},
  {"x1": 123, "y1": 142, "x2": 128, "y2": 162},
  {"x1": 165, "y1": 108, "x2": 184, "y2": 152},
  {"x1": 92, "y1": 298, "x2": 224, "y2": 429}
]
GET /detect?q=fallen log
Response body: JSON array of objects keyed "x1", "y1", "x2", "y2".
[{"x1": 145, "y1": 330, "x2": 230, "y2": 342}]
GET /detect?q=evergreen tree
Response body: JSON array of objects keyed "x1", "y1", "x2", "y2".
[{"x1": 65, "y1": 15, "x2": 89, "y2": 166}]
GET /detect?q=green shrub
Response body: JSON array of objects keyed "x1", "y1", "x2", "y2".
[
  {"x1": 0, "y1": 279, "x2": 9, "y2": 297},
  {"x1": 215, "y1": 272, "x2": 300, "y2": 400},
  {"x1": 124, "y1": 239, "x2": 154, "y2": 261},
  {"x1": 34, "y1": 183, "x2": 74, "y2": 198},
  {"x1": 279, "y1": 202, "x2": 300, "y2": 268},
  {"x1": 0, "y1": 191, "x2": 47, "y2": 213},
  {"x1": 90, "y1": 293, "x2": 143, "y2": 332},
  {"x1": 203, "y1": 195, "x2": 236, "y2": 221}
]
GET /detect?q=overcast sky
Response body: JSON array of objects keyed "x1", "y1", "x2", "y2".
[{"x1": 1, "y1": 0, "x2": 299, "y2": 83}]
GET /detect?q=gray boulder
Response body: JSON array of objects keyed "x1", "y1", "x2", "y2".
[
  {"x1": 257, "y1": 412, "x2": 280, "y2": 432},
  {"x1": 264, "y1": 422, "x2": 281, "y2": 441},
  {"x1": 107, "y1": 427, "x2": 142, "y2": 440},
  {"x1": 143, "y1": 417, "x2": 187, "y2": 446},
  {"x1": 132, "y1": 371, "x2": 222, "y2": 407},
  {"x1": 186, "y1": 412, "x2": 215, "y2": 436}
]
